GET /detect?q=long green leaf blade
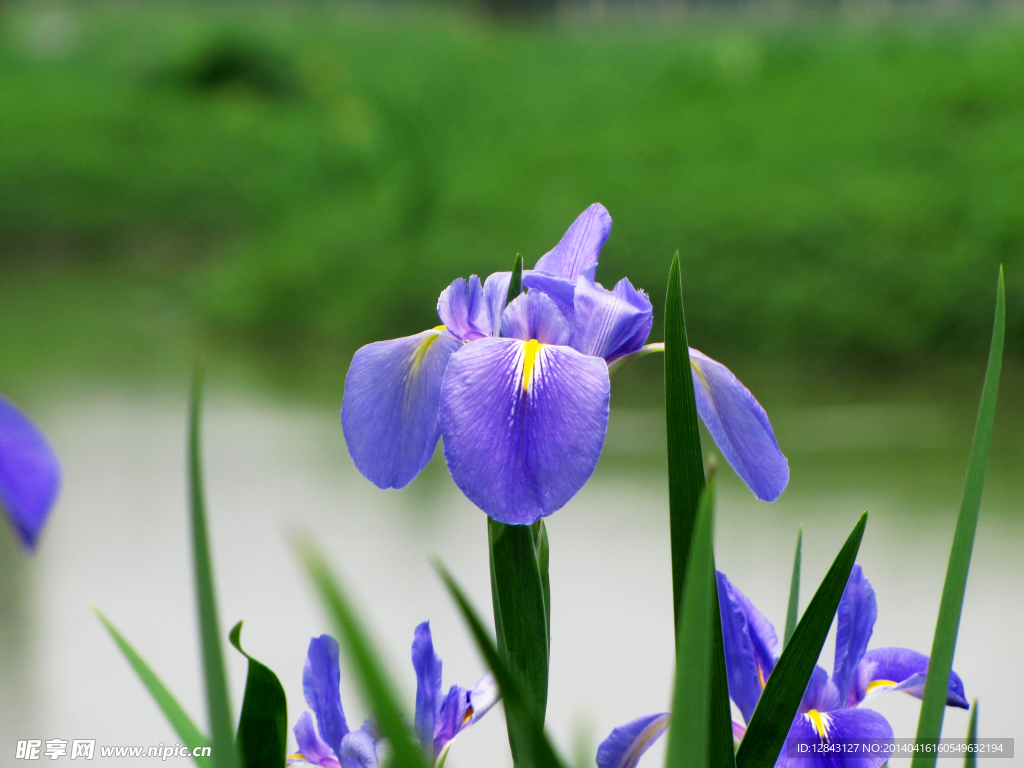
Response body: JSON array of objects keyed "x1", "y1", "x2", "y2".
[
  {"x1": 784, "y1": 528, "x2": 802, "y2": 647},
  {"x1": 189, "y1": 372, "x2": 240, "y2": 768},
  {"x1": 94, "y1": 609, "x2": 212, "y2": 768},
  {"x1": 229, "y1": 622, "x2": 288, "y2": 768},
  {"x1": 709, "y1": 581, "x2": 737, "y2": 768},
  {"x1": 736, "y1": 513, "x2": 868, "y2": 768},
  {"x1": 913, "y1": 271, "x2": 1004, "y2": 768},
  {"x1": 964, "y1": 701, "x2": 978, "y2": 768},
  {"x1": 665, "y1": 480, "x2": 716, "y2": 768},
  {"x1": 298, "y1": 544, "x2": 430, "y2": 768},
  {"x1": 664, "y1": 252, "x2": 706, "y2": 634},
  {"x1": 434, "y1": 560, "x2": 568, "y2": 768}
]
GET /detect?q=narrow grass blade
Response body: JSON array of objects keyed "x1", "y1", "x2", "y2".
[
  {"x1": 534, "y1": 519, "x2": 551, "y2": 653},
  {"x1": 736, "y1": 513, "x2": 868, "y2": 768},
  {"x1": 665, "y1": 479, "x2": 716, "y2": 768},
  {"x1": 435, "y1": 560, "x2": 568, "y2": 768},
  {"x1": 784, "y1": 528, "x2": 802, "y2": 647},
  {"x1": 913, "y1": 271, "x2": 1004, "y2": 768},
  {"x1": 664, "y1": 252, "x2": 706, "y2": 634},
  {"x1": 229, "y1": 622, "x2": 288, "y2": 768},
  {"x1": 709, "y1": 580, "x2": 737, "y2": 768},
  {"x1": 94, "y1": 608, "x2": 212, "y2": 768},
  {"x1": 964, "y1": 701, "x2": 978, "y2": 768},
  {"x1": 505, "y1": 253, "x2": 524, "y2": 305},
  {"x1": 189, "y1": 372, "x2": 240, "y2": 768},
  {"x1": 298, "y1": 543, "x2": 430, "y2": 768}
]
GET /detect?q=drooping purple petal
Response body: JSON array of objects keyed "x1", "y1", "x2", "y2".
[
  {"x1": 438, "y1": 276, "x2": 491, "y2": 341},
  {"x1": 717, "y1": 571, "x2": 781, "y2": 722},
  {"x1": 848, "y1": 647, "x2": 968, "y2": 709},
  {"x1": 500, "y1": 290, "x2": 571, "y2": 345},
  {"x1": 0, "y1": 396, "x2": 61, "y2": 549},
  {"x1": 411, "y1": 621, "x2": 442, "y2": 755},
  {"x1": 292, "y1": 711, "x2": 341, "y2": 768},
  {"x1": 533, "y1": 203, "x2": 612, "y2": 282},
  {"x1": 832, "y1": 566, "x2": 877, "y2": 706},
  {"x1": 571, "y1": 278, "x2": 653, "y2": 362},
  {"x1": 342, "y1": 329, "x2": 461, "y2": 490},
  {"x1": 774, "y1": 706, "x2": 893, "y2": 768},
  {"x1": 596, "y1": 712, "x2": 669, "y2": 768},
  {"x1": 521, "y1": 271, "x2": 577, "y2": 327},
  {"x1": 338, "y1": 730, "x2": 378, "y2": 768},
  {"x1": 483, "y1": 271, "x2": 514, "y2": 335},
  {"x1": 303, "y1": 636, "x2": 349, "y2": 756},
  {"x1": 798, "y1": 666, "x2": 840, "y2": 714},
  {"x1": 434, "y1": 684, "x2": 471, "y2": 755},
  {"x1": 440, "y1": 337, "x2": 610, "y2": 524},
  {"x1": 689, "y1": 348, "x2": 789, "y2": 502}
]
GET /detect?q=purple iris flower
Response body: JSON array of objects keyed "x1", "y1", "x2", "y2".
[
  {"x1": 596, "y1": 565, "x2": 968, "y2": 768},
  {"x1": 288, "y1": 624, "x2": 496, "y2": 767},
  {"x1": 0, "y1": 395, "x2": 61, "y2": 549},
  {"x1": 342, "y1": 204, "x2": 788, "y2": 525}
]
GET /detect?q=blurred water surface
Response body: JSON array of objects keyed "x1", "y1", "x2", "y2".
[{"x1": 0, "y1": 373, "x2": 1020, "y2": 766}]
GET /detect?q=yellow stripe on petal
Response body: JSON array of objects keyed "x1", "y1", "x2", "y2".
[
  {"x1": 522, "y1": 339, "x2": 542, "y2": 391},
  {"x1": 866, "y1": 679, "x2": 898, "y2": 694},
  {"x1": 411, "y1": 330, "x2": 444, "y2": 375},
  {"x1": 805, "y1": 710, "x2": 831, "y2": 740}
]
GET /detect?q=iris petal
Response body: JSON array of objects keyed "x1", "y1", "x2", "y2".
[
  {"x1": 533, "y1": 203, "x2": 612, "y2": 281},
  {"x1": 438, "y1": 276, "x2": 491, "y2": 341},
  {"x1": 798, "y1": 666, "x2": 841, "y2": 714},
  {"x1": 571, "y1": 277, "x2": 653, "y2": 362},
  {"x1": 303, "y1": 636, "x2": 349, "y2": 757},
  {"x1": 832, "y1": 565, "x2": 877, "y2": 706},
  {"x1": 717, "y1": 571, "x2": 781, "y2": 722},
  {"x1": 501, "y1": 290, "x2": 571, "y2": 345},
  {"x1": 411, "y1": 621, "x2": 443, "y2": 755},
  {"x1": 434, "y1": 684, "x2": 470, "y2": 754},
  {"x1": 0, "y1": 396, "x2": 61, "y2": 549},
  {"x1": 440, "y1": 337, "x2": 610, "y2": 524},
  {"x1": 468, "y1": 672, "x2": 499, "y2": 723},
  {"x1": 774, "y1": 707, "x2": 893, "y2": 768},
  {"x1": 292, "y1": 711, "x2": 340, "y2": 768},
  {"x1": 483, "y1": 271, "x2": 513, "y2": 335},
  {"x1": 596, "y1": 712, "x2": 669, "y2": 768},
  {"x1": 848, "y1": 647, "x2": 968, "y2": 709},
  {"x1": 342, "y1": 329, "x2": 461, "y2": 489},
  {"x1": 689, "y1": 349, "x2": 789, "y2": 501},
  {"x1": 521, "y1": 271, "x2": 577, "y2": 327},
  {"x1": 338, "y1": 730, "x2": 378, "y2": 768}
]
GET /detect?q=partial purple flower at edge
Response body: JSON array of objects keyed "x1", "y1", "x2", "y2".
[{"x1": 0, "y1": 395, "x2": 61, "y2": 549}]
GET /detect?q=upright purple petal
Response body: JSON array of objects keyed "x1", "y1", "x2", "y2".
[
  {"x1": 689, "y1": 349, "x2": 789, "y2": 502},
  {"x1": 342, "y1": 329, "x2": 461, "y2": 489},
  {"x1": 0, "y1": 396, "x2": 61, "y2": 549},
  {"x1": 596, "y1": 712, "x2": 669, "y2": 768},
  {"x1": 303, "y1": 636, "x2": 349, "y2": 756},
  {"x1": 438, "y1": 276, "x2": 491, "y2": 341},
  {"x1": 798, "y1": 666, "x2": 840, "y2": 714},
  {"x1": 571, "y1": 277, "x2": 653, "y2": 362},
  {"x1": 521, "y1": 271, "x2": 577, "y2": 327},
  {"x1": 433, "y1": 684, "x2": 471, "y2": 755},
  {"x1": 533, "y1": 203, "x2": 612, "y2": 281},
  {"x1": 483, "y1": 271, "x2": 513, "y2": 336},
  {"x1": 411, "y1": 621, "x2": 443, "y2": 755},
  {"x1": 338, "y1": 730, "x2": 378, "y2": 768},
  {"x1": 848, "y1": 647, "x2": 968, "y2": 709},
  {"x1": 293, "y1": 711, "x2": 341, "y2": 768},
  {"x1": 832, "y1": 566, "x2": 877, "y2": 707},
  {"x1": 440, "y1": 337, "x2": 610, "y2": 524},
  {"x1": 717, "y1": 571, "x2": 781, "y2": 722},
  {"x1": 500, "y1": 290, "x2": 571, "y2": 345},
  {"x1": 775, "y1": 707, "x2": 892, "y2": 768}
]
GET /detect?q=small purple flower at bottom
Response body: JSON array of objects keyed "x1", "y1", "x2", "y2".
[
  {"x1": 597, "y1": 565, "x2": 968, "y2": 768},
  {"x1": 0, "y1": 395, "x2": 61, "y2": 549},
  {"x1": 288, "y1": 624, "x2": 497, "y2": 767}
]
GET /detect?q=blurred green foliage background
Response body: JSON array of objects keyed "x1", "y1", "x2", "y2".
[{"x1": 1, "y1": 1, "x2": 1021, "y2": 379}]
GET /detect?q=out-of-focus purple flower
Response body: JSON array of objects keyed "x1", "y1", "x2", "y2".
[
  {"x1": 0, "y1": 395, "x2": 60, "y2": 549},
  {"x1": 596, "y1": 566, "x2": 968, "y2": 768},
  {"x1": 289, "y1": 625, "x2": 497, "y2": 767},
  {"x1": 412, "y1": 621, "x2": 498, "y2": 763},
  {"x1": 342, "y1": 204, "x2": 788, "y2": 525}
]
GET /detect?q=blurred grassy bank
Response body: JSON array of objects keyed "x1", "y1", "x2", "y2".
[{"x1": 1, "y1": 2, "x2": 1022, "y2": 372}]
